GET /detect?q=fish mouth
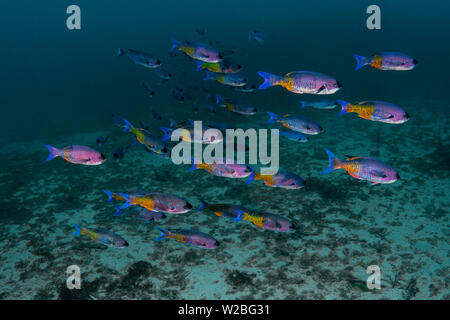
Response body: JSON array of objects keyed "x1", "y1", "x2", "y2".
[
  {"x1": 123, "y1": 241, "x2": 129, "y2": 247},
  {"x1": 100, "y1": 154, "x2": 106, "y2": 160},
  {"x1": 404, "y1": 112, "x2": 410, "y2": 120},
  {"x1": 413, "y1": 59, "x2": 419, "y2": 65},
  {"x1": 336, "y1": 81, "x2": 342, "y2": 88},
  {"x1": 185, "y1": 202, "x2": 193, "y2": 210},
  {"x1": 396, "y1": 173, "x2": 400, "y2": 180}
]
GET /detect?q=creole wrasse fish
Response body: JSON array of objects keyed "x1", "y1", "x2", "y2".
[
  {"x1": 72, "y1": 224, "x2": 128, "y2": 248},
  {"x1": 112, "y1": 115, "x2": 170, "y2": 155},
  {"x1": 257, "y1": 71, "x2": 341, "y2": 94},
  {"x1": 323, "y1": 149, "x2": 400, "y2": 185},
  {"x1": 160, "y1": 121, "x2": 223, "y2": 144},
  {"x1": 154, "y1": 227, "x2": 219, "y2": 249},
  {"x1": 337, "y1": 100, "x2": 410, "y2": 124},
  {"x1": 216, "y1": 98, "x2": 257, "y2": 115},
  {"x1": 45, "y1": 145, "x2": 106, "y2": 165},
  {"x1": 245, "y1": 169, "x2": 305, "y2": 189},
  {"x1": 277, "y1": 130, "x2": 308, "y2": 143},
  {"x1": 189, "y1": 159, "x2": 253, "y2": 179},
  {"x1": 197, "y1": 200, "x2": 253, "y2": 220},
  {"x1": 117, "y1": 47, "x2": 161, "y2": 68},
  {"x1": 171, "y1": 39, "x2": 222, "y2": 63},
  {"x1": 204, "y1": 71, "x2": 247, "y2": 87},
  {"x1": 267, "y1": 112, "x2": 323, "y2": 135},
  {"x1": 300, "y1": 100, "x2": 338, "y2": 110},
  {"x1": 104, "y1": 190, "x2": 193, "y2": 214},
  {"x1": 195, "y1": 60, "x2": 242, "y2": 74},
  {"x1": 353, "y1": 52, "x2": 418, "y2": 71}
]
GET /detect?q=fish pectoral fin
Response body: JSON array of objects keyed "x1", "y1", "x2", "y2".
[
  {"x1": 373, "y1": 113, "x2": 394, "y2": 120},
  {"x1": 316, "y1": 85, "x2": 326, "y2": 94},
  {"x1": 371, "y1": 170, "x2": 386, "y2": 178}
]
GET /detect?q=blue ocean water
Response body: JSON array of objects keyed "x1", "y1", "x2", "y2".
[{"x1": 0, "y1": 0, "x2": 448, "y2": 299}]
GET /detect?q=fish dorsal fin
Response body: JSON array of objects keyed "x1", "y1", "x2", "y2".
[
  {"x1": 282, "y1": 114, "x2": 291, "y2": 117},
  {"x1": 344, "y1": 155, "x2": 357, "y2": 159}
]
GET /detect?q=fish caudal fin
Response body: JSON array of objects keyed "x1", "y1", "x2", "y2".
[
  {"x1": 103, "y1": 190, "x2": 114, "y2": 202},
  {"x1": 322, "y1": 148, "x2": 342, "y2": 174},
  {"x1": 72, "y1": 224, "x2": 82, "y2": 236},
  {"x1": 188, "y1": 157, "x2": 198, "y2": 171},
  {"x1": 160, "y1": 127, "x2": 172, "y2": 141},
  {"x1": 267, "y1": 112, "x2": 280, "y2": 124},
  {"x1": 256, "y1": 71, "x2": 282, "y2": 90},
  {"x1": 244, "y1": 170, "x2": 256, "y2": 184},
  {"x1": 352, "y1": 54, "x2": 370, "y2": 71},
  {"x1": 154, "y1": 227, "x2": 169, "y2": 241},
  {"x1": 113, "y1": 206, "x2": 124, "y2": 217},
  {"x1": 44, "y1": 145, "x2": 60, "y2": 162},
  {"x1": 117, "y1": 193, "x2": 131, "y2": 209},
  {"x1": 195, "y1": 200, "x2": 207, "y2": 213},
  {"x1": 117, "y1": 47, "x2": 125, "y2": 57},
  {"x1": 336, "y1": 100, "x2": 351, "y2": 115},
  {"x1": 170, "y1": 38, "x2": 180, "y2": 52},
  {"x1": 203, "y1": 71, "x2": 214, "y2": 81},
  {"x1": 195, "y1": 61, "x2": 203, "y2": 71}
]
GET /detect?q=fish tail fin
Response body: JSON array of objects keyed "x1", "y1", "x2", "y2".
[
  {"x1": 117, "y1": 47, "x2": 125, "y2": 57},
  {"x1": 244, "y1": 170, "x2": 256, "y2": 184},
  {"x1": 72, "y1": 224, "x2": 82, "y2": 236},
  {"x1": 256, "y1": 71, "x2": 282, "y2": 90},
  {"x1": 215, "y1": 95, "x2": 224, "y2": 105},
  {"x1": 160, "y1": 127, "x2": 172, "y2": 141},
  {"x1": 170, "y1": 38, "x2": 180, "y2": 52},
  {"x1": 103, "y1": 190, "x2": 114, "y2": 202},
  {"x1": 117, "y1": 193, "x2": 131, "y2": 209},
  {"x1": 300, "y1": 101, "x2": 306, "y2": 109},
  {"x1": 248, "y1": 31, "x2": 253, "y2": 41},
  {"x1": 322, "y1": 148, "x2": 342, "y2": 174},
  {"x1": 154, "y1": 227, "x2": 169, "y2": 241},
  {"x1": 113, "y1": 206, "x2": 123, "y2": 216},
  {"x1": 195, "y1": 199, "x2": 207, "y2": 213},
  {"x1": 233, "y1": 209, "x2": 244, "y2": 221},
  {"x1": 188, "y1": 157, "x2": 198, "y2": 171},
  {"x1": 204, "y1": 71, "x2": 214, "y2": 81},
  {"x1": 195, "y1": 61, "x2": 203, "y2": 71},
  {"x1": 352, "y1": 54, "x2": 369, "y2": 71},
  {"x1": 112, "y1": 114, "x2": 133, "y2": 132},
  {"x1": 267, "y1": 112, "x2": 279, "y2": 124},
  {"x1": 44, "y1": 145, "x2": 60, "y2": 162},
  {"x1": 336, "y1": 100, "x2": 351, "y2": 115}
]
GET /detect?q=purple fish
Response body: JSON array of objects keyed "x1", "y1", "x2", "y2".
[
  {"x1": 45, "y1": 145, "x2": 106, "y2": 165},
  {"x1": 117, "y1": 47, "x2": 161, "y2": 68},
  {"x1": 353, "y1": 52, "x2": 418, "y2": 71},
  {"x1": 323, "y1": 149, "x2": 399, "y2": 185},
  {"x1": 246, "y1": 169, "x2": 305, "y2": 189},
  {"x1": 259, "y1": 212, "x2": 294, "y2": 232},
  {"x1": 104, "y1": 190, "x2": 193, "y2": 214},
  {"x1": 267, "y1": 112, "x2": 323, "y2": 135},
  {"x1": 171, "y1": 39, "x2": 222, "y2": 63},
  {"x1": 337, "y1": 100, "x2": 410, "y2": 124},
  {"x1": 155, "y1": 227, "x2": 219, "y2": 249},
  {"x1": 72, "y1": 224, "x2": 128, "y2": 248},
  {"x1": 257, "y1": 71, "x2": 341, "y2": 94},
  {"x1": 189, "y1": 159, "x2": 253, "y2": 179}
]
